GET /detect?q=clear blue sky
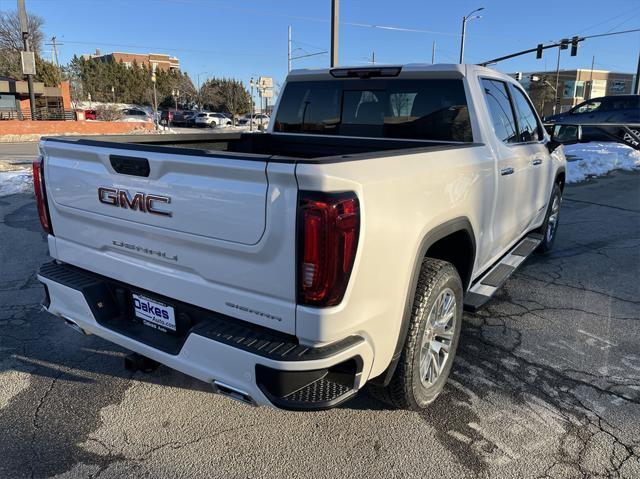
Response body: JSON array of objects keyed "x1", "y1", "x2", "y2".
[{"x1": 3, "y1": 0, "x2": 639, "y2": 90}]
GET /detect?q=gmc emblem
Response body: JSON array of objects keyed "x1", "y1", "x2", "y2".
[{"x1": 98, "y1": 187, "x2": 172, "y2": 217}]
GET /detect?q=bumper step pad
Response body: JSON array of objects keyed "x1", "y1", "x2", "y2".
[
  {"x1": 286, "y1": 377, "x2": 351, "y2": 403},
  {"x1": 38, "y1": 261, "x2": 362, "y2": 361}
]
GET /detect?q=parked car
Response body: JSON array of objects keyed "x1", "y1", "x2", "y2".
[
  {"x1": 195, "y1": 112, "x2": 232, "y2": 127},
  {"x1": 238, "y1": 113, "x2": 270, "y2": 128},
  {"x1": 172, "y1": 111, "x2": 194, "y2": 127},
  {"x1": 545, "y1": 94, "x2": 639, "y2": 146},
  {"x1": 83, "y1": 109, "x2": 97, "y2": 121},
  {"x1": 120, "y1": 108, "x2": 152, "y2": 122},
  {"x1": 36, "y1": 64, "x2": 579, "y2": 411}
]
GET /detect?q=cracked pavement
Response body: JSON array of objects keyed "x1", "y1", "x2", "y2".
[{"x1": 0, "y1": 170, "x2": 638, "y2": 478}]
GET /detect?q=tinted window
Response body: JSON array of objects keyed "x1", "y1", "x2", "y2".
[
  {"x1": 510, "y1": 86, "x2": 542, "y2": 142},
  {"x1": 274, "y1": 79, "x2": 472, "y2": 142},
  {"x1": 481, "y1": 79, "x2": 517, "y2": 143},
  {"x1": 610, "y1": 97, "x2": 640, "y2": 111},
  {"x1": 573, "y1": 100, "x2": 601, "y2": 114}
]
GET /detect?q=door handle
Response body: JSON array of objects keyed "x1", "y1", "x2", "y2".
[
  {"x1": 500, "y1": 167, "x2": 514, "y2": 176},
  {"x1": 532, "y1": 159, "x2": 543, "y2": 166}
]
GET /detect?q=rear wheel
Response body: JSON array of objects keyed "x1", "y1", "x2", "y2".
[
  {"x1": 368, "y1": 258, "x2": 463, "y2": 410},
  {"x1": 536, "y1": 183, "x2": 562, "y2": 253}
]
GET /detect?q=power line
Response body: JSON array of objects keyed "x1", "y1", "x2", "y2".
[
  {"x1": 146, "y1": 0, "x2": 529, "y2": 42},
  {"x1": 45, "y1": 36, "x2": 63, "y2": 67},
  {"x1": 575, "y1": 5, "x2": 640, "y2": 34}
]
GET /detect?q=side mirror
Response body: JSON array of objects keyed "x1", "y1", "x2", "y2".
[{"x1": 547, "y1": 124, "x2": 582, "y2": 153}]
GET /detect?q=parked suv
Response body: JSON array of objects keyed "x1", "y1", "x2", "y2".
[
  {"x1": 195, "y1": 112, "x2": 232, "y2": 127},
  {"x1": 545, "y1": 95, "x2": 639, "y2": 124},
  {"x1": 121, "y1": 108, "x2": 152, "y2": 122},
  {"x1": 545, "y1": 95, "x2": 639, "y2": 145}
]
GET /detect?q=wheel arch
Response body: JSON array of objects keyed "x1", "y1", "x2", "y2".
[
  {"x1": 555, "y1": 167, "x2": 566, "y2": 192},
  {"x1": 369, "y1": 217, "x2": 476, "y2": 387}
]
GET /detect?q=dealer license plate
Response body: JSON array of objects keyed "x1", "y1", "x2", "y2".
[{"x1": 132, "y1": 293, "x2": 176, "y2": 332}]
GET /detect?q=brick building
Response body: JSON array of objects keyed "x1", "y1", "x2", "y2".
[
  {"x1": 0, "y1": 76, "x2": 71, "y2": 120},
  {"x1": 514, "y1": 69, "x2": 636, "y2": 117},
  {"x1": 83, "y1": 50, "x2": 180, "y2": 72}
]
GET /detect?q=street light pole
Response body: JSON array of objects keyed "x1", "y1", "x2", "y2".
[
  {"x1": 459, "y1": 7, "x2": 484, "y2": 64},
  {"x1": 249, "y1": 77, "x2": 254, "y2": 132}
]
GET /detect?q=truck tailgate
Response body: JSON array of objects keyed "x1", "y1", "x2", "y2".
[{"x1": 41, "y1": 139, "x2": 298, "y2": 335}]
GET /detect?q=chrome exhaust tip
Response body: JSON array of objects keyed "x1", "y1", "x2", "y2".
[
  {"x1": 212, "y1": 380, "x2": 257, "y2": 406},
  {"x1": 59, "y1": 315, "x2": 90, "y2": 336}
]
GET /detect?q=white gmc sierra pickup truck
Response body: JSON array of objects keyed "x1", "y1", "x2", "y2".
[{"x1": 35, "y1": 64, "x2": 580, "y2": 410}]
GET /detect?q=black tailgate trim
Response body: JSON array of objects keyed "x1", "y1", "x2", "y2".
[{"x1": 38, "y1": 261, "x2": 362, "y2": 359}]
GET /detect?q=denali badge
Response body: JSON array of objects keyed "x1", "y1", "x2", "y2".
[
  {"x1": 112, "y1": 240, "x2": 178, "y2": 261},
  {"x1": 98, "y1": 187, "x2": 172, "y2": 217}
]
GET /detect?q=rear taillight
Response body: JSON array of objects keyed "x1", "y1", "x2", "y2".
[
  {"x1": 32, "y1": 158, "x2": 52, "y2": 234},
  {"x1": 298, "y1": 192, "x2": 360, "y2": 307}
]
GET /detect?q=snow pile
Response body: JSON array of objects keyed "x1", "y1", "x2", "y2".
[
  {"x1": 0, "y1": 170, "x2": 33, "y2": 197},
  {"x1": 564, "y1": 142, "x2": 640, "y2": 183}
]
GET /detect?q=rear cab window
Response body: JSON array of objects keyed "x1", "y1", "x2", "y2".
[{"x1": 274, "y1": 78, "x2": 473, "y2": 142}]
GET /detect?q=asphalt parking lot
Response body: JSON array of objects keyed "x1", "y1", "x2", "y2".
[{"x1": 1, "y1": 171, "x2": 639, "y2": 479}]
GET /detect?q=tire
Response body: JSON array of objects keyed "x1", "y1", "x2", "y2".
[
  {"x1": 536, "y1": 183, "x2": 562, "y2": 253},
  {"x1": 368, "y1": 258, "x2": 463, "y2": 410}
]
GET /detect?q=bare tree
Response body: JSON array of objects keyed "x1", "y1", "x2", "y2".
[{"x1": 0, "y1": 10, "x2": 44, "y2": 53}]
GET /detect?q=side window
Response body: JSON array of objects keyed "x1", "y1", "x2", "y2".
[
  {"x1": 573, "y1": 100, "x2": 601, "y2": 114},
  {"x1": 510, "y1": 86, "x2": 542, "y2": 142},
  {"x1": 481, "y1": 79, "x2": 518, "y2": 144}
]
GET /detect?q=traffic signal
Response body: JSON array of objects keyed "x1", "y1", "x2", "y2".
[
  {"x1": 560, "y1": 38, "x2": 569, "y2": 50},
  {"x1": 536, "y1": 44, "x2": 543, "y2": 59},
  {"x1": 570, "y1": 36, "x2": 579, "y2": 56}
]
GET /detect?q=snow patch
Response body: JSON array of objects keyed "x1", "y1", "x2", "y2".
[
  {"x1": 564, "y1": 142, "x2": 640, "y2": 183},
  {"x1": 0, "y1": 170, "x2": 33, "y2": 197}
]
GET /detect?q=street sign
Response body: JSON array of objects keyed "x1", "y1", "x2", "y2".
[
  {"x1": 260, "y1": 89, "x2": 273, "y2": 98},
  {"x1": 21, "y1": 51, "x2": 36, "y2": 76},
  {"x1": 258, "y1": 76, "x2": 273, "y2": 89}
]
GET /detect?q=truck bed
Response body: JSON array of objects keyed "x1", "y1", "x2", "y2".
[{"x1": 43, "y1": 132, "x2": 481, "y2": 162}]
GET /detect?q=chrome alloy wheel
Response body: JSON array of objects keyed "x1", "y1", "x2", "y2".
[
  {"x1": 547, "y1": 195, "x2": 561, "y2": 243},
  {"x1": 419, "y1": 288, "x2": 457, "y2": 388}
]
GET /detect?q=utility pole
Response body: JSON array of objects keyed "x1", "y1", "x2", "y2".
[
  {"x1": 635, "y1": 50, "x2": 640, "y2": 94},
  {"x1": 587, "y1": 55, "x2": 595, "y2": 100},
  {"x1": 371, "y1": 51, "x2": 375, "y2": 65},
  {"x1": 431, "y1": 41, "x2": 436, "y2": 64},
  {"x1": 459, "y1": 7, "x2": 484, "y2": 63},
  {"x1": 151, "y1": 64, "x2": 158, "y2": 130},
  {"x1": 288, "y1": 25, "x2": 292, "y2": 73},
  {"x1": 552, "y1": 46, "x2": 562, "y2": 115},
  {"x1": 45, "y1": 36, "x2": 62, "y2": 67},
  {"x1": 331, "y1": 0, "x2": 339, "y2": 67},
  {"x1": 18, "y1": 0, "x2": 36, "y2": 120}
]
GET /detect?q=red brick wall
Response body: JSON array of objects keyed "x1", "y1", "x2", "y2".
[
  {"x1": 60, "y1": 81, "x2": 71, "y2": 109},
  {"x1": 0, "y1": 120, "x2": 154, "y2": 137}
]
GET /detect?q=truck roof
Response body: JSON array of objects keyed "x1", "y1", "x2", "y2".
[{"x1": 286, "y1": 63, "x2": 509, "y2": 81}]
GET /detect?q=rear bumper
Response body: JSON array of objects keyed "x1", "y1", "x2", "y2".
[{"x1": 37, "y1": 262, "x2": 373, "y2": 409}]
